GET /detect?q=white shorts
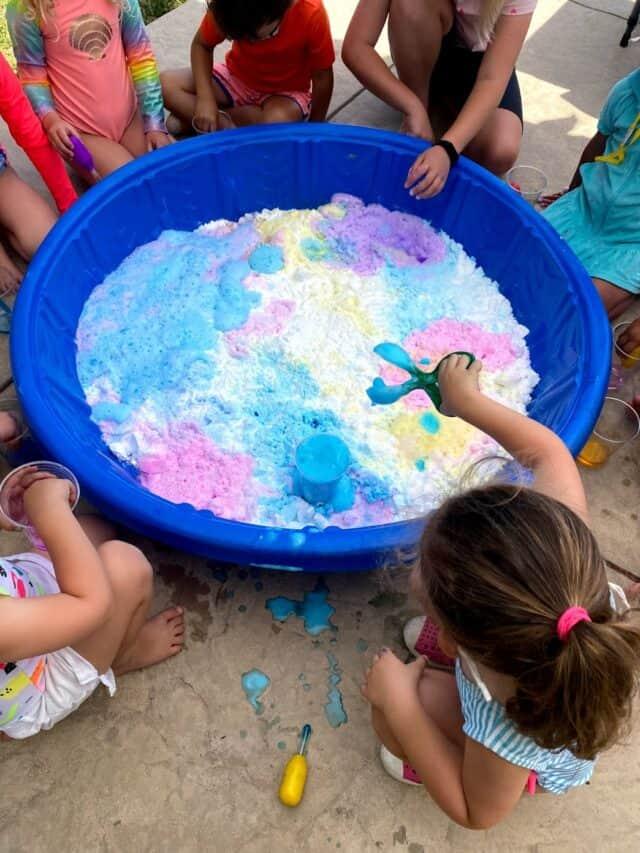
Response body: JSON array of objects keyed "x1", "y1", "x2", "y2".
[
  {"x1": 2, "y1": 639, "x2": 116, "y2": 739},
  {"x1": 2, "y1": 553, "x2": 116, "y2": 739}
]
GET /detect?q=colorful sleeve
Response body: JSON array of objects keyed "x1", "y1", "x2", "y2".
[
  {"x1": 306, "y1": 2, "x2": 335, "y2": 74},
  {"x1": 120, "y1": 0, "x2": 167, "y2": 133},
  {"x1": 6, "y1": 0, "x2": 55, "y2": 120},
  {"x1": 0, "y1": 53, "x2": 77, "y2": 212}
]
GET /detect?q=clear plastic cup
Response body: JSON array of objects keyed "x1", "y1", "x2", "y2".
[
  {"x1": 609, "y1": 321, "x2": 640, "y2": 392},
  {"x1": 577, "y1": 397, "x2": 640, "y2": 469},
  {"x1": 0, "y1": 461, "x2": 80, "y2": 538},
  {"x1": 295, "y1": 435, "x2": 350, "y2": 505},
  {"x1": 506, "y1": 166, "x2": 548, "y2": 207},
  {"x1": 0, "y1": 398, "x2": 29, "y2": 455}
]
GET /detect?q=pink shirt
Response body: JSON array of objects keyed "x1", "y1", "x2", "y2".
[
  {"x1": 455, "y1": 0, "x2": 537, "y2": 52},
  {"x1": 40, "y1": 0, "x2": 136, "y2": 139}
]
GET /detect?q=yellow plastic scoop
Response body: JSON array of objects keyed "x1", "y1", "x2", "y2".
[{"x1": 279, "y1": 724, "x2": 312, "y2": 807}]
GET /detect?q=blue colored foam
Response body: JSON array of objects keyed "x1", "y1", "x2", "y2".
[{"x1": 12, "y1": 125, "x2": 610, "y2": 572}]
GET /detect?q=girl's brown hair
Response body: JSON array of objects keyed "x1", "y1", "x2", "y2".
[{"x1": 420, "y1": 485, "x2": 640, "y2": 761}]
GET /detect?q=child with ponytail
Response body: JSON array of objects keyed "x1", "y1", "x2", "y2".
[{"x1": 362, "y1": 355, "x2": 640, "y2": 828}]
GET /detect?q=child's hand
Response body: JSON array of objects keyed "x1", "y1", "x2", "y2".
[
  {"x1": 618, "y1": 318, "x2": 640, "y2": 356},
  {"x1": 405, "y1": 145, "x2": 451, "y2": 199},
  {"x1": 361, "y1": 649, "x2": 426, "y2": 712},
  {"x1": 439, "y1": 354, "x2": 483, "y2": 418},
  {"x1": 146, "y1": 131, "x2": 172, "y2": 152},
  {"x1": 22, "y1": 473, "x2": 76, "y2": 523},
  {"x1": 400, "y1": 108, "x2": 433, "y2": 141},
  {"x1": 43, "y1": 114, "x2": 76, "y2": 160},
  {"x1": 193, "y1": 98, "x2": 219, "y2": 133}
]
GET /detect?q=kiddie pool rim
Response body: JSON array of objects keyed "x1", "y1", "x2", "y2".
[{"x1": 12, "y1": 124, "x2": 610, "y2": 572}]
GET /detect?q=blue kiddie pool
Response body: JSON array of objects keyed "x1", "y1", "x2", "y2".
[{"x1": 12, "y1": 125, "x2": 609, "y2": 572}]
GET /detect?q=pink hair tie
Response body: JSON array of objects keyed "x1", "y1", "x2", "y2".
[{"x1": 557, "y1": 607, "x2": 591, "y2": 642}]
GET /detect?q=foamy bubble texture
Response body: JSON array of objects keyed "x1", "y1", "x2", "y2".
[{"x1": 76, "y1": 195, "x2": 538, "y2": 529}]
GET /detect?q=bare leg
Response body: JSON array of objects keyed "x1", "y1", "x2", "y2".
[
  {"x1": 0, "y1": 241, "x2": 23, "y2": 294},
  {"x1": 375, "y1": 668, "x2": 465, "y2": 766},
  {"x1": 388, "y1": 0, "x2": 454, "y2": 111},
  {"x1": 592, "y1": 277, "x2": 636, "y2": 320},
  {"x1": 71, "y1": 540, "x2": 184, "y2": 676},
  {"x1": 0, "y1": 168, "x2": 57, "y2": 261},
  {"x1": 261, "y1": 96, "x2": 305, "y2": 124},
  {"x1": 464, "y1": 108, "x2": 522, "y2": 176},
  {"x1": 372, "y1": 706, "x2": 409, "y2": 761},
  {"x1": 78, "y1": 109, "x2": 146, "y2": 180},
  {"x1": 118, "y1": 108, "x2": 147, "y2": 159},
  {"x1": 161, "y1": 67, "x2": 231, "y2": 134}
]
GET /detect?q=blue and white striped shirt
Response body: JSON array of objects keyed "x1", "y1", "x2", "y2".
[{"x1": 455, "y1": 661, "x2": 594, "y2": 794}]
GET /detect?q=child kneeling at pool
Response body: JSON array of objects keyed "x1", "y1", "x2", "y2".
[
  {"x1": 362, "y1": 355, "x2": 640, "y2": 828},
  {"x1": 0, "y1": 472, "x2": 184, "y2": 740},
  {"x1": 161, "y1": 0, "x2": 335, "y2": 133}
]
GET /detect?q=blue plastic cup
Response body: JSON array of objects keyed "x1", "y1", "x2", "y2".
[{"x1": 295, "y1": 435, "x2": 350, "y2": 506}]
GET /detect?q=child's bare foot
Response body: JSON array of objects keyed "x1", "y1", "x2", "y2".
[{"x1": 113, "y1": 606, "x2": 185, "y2": 675}]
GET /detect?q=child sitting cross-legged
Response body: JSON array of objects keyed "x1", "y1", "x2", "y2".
[
  {"x1": 0, "y1": 469, "x2": 184, "y2": 740},
  {"x1": 161, "y1": 0, "x2": 335, "y2": 133}
]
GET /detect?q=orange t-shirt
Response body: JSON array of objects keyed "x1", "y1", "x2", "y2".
[{"x1": 198, "y1": 0, "x2": 335, "y2": 94}]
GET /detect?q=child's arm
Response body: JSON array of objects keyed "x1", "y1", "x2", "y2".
[
  {"x1": 120, "y1": 0, "x2": 170, "y2": 149},
  {"x1": 568, "y1": 132, "x2": 606, "y2": 190},
  {"x1": 363, "y1": 653, "x2": 529, "y2": 829},
  {"x1": 306, "y1": 2, "x2": 335, "y2": 122},
  {"x1": 439, "y1": 355, "x2": 589, "y2": 521},
  {"x1": 190, "y1": 23, "x2": 223, "y2": 132},
  {"x1": 0, "y1": 478, "x2": 112, "y2": 663},
  {"x1": 6, "y1": 0, "x2": 75, "y2": 159},
  {"x1": 309, "y1": 69, "x2": 334, "y2": 122},
  {"x1": 0, "y1": 54, "x2": 76, "y2": 213},
  {"x1": 342, "y1": 0, "x2": 432, "y2": 139},
  {"x1": 407, "y1": 13, "x2": 532, "y2": 199}
]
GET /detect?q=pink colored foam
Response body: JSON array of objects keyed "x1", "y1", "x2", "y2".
[
  {"x1": 138, "y1": 422, "x2": 256, "y2": 521},
  {"x1": 225, "y1": 300, "x2": 295, "y2": 357},
  {"x1": 378, "y1": 319, "x2": 520, "y2": 411}
]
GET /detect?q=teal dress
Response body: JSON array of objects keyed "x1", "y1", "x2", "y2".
[{"x1": 545, "y1": 69, "x2": 640, "y2": 294}]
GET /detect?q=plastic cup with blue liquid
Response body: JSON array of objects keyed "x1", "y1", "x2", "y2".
[{"x1": 295, "y1": 435, "x2": 351, "y2": 506}]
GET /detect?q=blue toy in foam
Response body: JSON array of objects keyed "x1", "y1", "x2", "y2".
[{"x1": 11, "y1": 125, "x2": 610, "y2": 572}]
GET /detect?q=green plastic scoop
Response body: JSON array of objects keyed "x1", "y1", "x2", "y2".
[{"x1": 367, "y1": 342, "x2": 475, "y2": 412}]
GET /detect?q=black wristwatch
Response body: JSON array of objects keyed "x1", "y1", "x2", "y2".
[{"x1": 433, "y1": 139, "x2": 459, "y2": 167}]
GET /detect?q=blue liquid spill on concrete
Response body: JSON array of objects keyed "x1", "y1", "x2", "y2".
[
  {"x1": 266, "y1": 579, "x2": 335, "y2": 636},
  {"x1": 324, "y1": 653, "x2": 348, "y2": 728},
  {"x1": 356, "y1": 639, "x2": 368, "y2": 653},
  {"x1": 241, "y1": 669, "x2": 271, "y2": 715}
]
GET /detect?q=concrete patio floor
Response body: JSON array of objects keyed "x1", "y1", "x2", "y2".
[{"x1": 1, "y1": 1, "x2": 640, "y2": 850}]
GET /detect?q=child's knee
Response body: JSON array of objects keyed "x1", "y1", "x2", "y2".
[
  {"x1": 98, "y1": 540, "x2": 153, "y2": 595},
  {"x1": 262, "y1": 103, "x2": 303, "y2": 124},
  {"x1": 479, "y1": 137, "x2": 520, "y2": 176}
]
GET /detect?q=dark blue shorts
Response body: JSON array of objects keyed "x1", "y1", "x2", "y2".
[{"x1": 431, "y1": 29, "x2": 523, "y2": 124}]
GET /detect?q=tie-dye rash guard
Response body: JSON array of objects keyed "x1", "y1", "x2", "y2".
[{"x1": 7, "y1": 0, "x2": 166, "y2": 139}]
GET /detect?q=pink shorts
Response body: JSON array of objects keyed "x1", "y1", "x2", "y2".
[{"x1": 213, "y1": 63, "x2": 311, "y2": 119}]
